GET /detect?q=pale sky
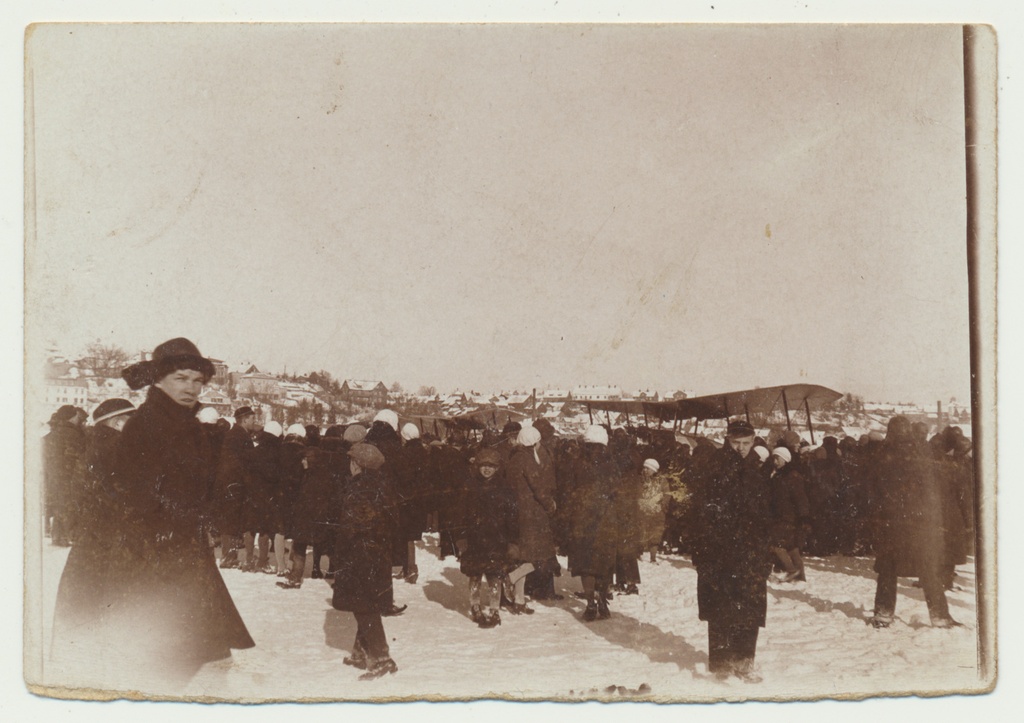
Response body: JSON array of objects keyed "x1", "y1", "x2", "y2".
[{"x1": 26, "y1": 23, "x2": 973, "y2": 404}]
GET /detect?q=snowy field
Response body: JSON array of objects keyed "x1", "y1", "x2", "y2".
[{"x1": 32, "y1": 533, "x2": 983, "y2": 705}]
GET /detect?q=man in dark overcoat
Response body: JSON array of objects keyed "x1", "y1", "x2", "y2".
[
  {"x1": 332, "y1": 442, "x2": 400, "y2": 680},
  {"x1": 107, "y1": 338, "x2": 254, "y2": 688},
  {"x1": 214, "y1": 405, "x2": 258, "y2": 568},
  {"x1": 691, "y1": 420, "x2": 772, "y2": 681},
  {"x1": 43, "y1": 404, "x2": 87, "y2": 546},
  {"x1": 243, "y1": 420, "x2": 283, "y2": 572},
  {"x1": 868, "y1": 415, "x2": 959, "y2": 628}
]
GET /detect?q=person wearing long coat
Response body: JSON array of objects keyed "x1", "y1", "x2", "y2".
[
  {"x1": 281, "y1": 428, "x2": 345, "y2": 587},
  {"x1": 691, "y1": 420, "x2": 772, "y2": 681},
  {"x1": 457, "y1": 448, "x2": 519, "y2": 627},
  {"x1": 637, "y1": 458, "x2": 670, "y2": 562},
  {"x1": 97, "y1": 338, "x2": 254, "y2": 689},
  {"x1": 768, "y1": 446, "x2": 811, "y2": 583},
  {"x1": 868, "y1": 415, "x2": 958, "y2": 628},
  {"x1": 567, "y1": 425, "x2": 621, "y2": 621},
  {"x1": 331, "y1": 443, "x2": 400, "y2": 680},
  {"x1": 391, "y1": 424, "x2": 431, "y2": 583},
  {"x1": 611, "y1": 435, "x2": 644, "y2": 594},
  {"x1": 504, "y1": 426, "x2": 558, "y2": 614},
  {"x1": 50, "y1": 399, "x2": 135, "y2": 683},
  {"x1": 929, "y1": 429, "x2": 974, "y2": 590},
  {"x1": 43, "y1": 405, "x2": 87, "y2": 546},
  {"x1": 213, "y1": 406, "x2": 258, "y2": 568},
  {"x1": 243, "y1": 423, "x2": 283, "y2": 572},
  {"x1": 431, "y1": 438, "x2": 473, "y2": 558}
]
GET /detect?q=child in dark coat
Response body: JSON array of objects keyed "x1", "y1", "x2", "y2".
[{"x1": 457, "y1": 448, "x2": 519, "y2": 628}]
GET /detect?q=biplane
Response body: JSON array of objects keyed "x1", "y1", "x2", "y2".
[
  {"x1": 577, "y1": 383, "x2": 844, "y2": 445},
  {"x1": 395, "y1": 384, "x2": 843, "y2": 445}
]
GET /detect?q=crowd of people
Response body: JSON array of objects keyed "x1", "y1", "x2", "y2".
[{"x1": 43, "y1": 337, "x2": 977, "y2": 687}]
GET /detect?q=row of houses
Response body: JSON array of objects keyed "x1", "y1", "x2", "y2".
[{"x1": 42, "y1": 354, "x2": 393, "y2": 421}]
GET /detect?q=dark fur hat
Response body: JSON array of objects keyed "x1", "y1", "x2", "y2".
[
  {"x1": 726, "y1": 419, "x2": 756, "y2": 438},
  {"x1": 121, "y1": 337, "x2": 215, "y2": 390}
]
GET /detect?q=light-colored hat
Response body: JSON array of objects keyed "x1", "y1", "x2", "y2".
[
  {"x1": 753, "y1": 446, "x2": 771, "y2": 463},
  {"x1": 583, "y1": 424, "x2": 609, "y2": 446},
  {"x1": 285, "y1": 423, "x2": 307, "y2": 438},
  {"x1": 517, "y1": 426, "x2": 542, "y2": 448},
  {"x1": 197, "y1": 406, "x2": 220, "y2": 425},
  {"x1": 643, "y1": 458, "x2": 660, "y2": 473},
  {"x1": 373, "y1": 409, "x2": 400, "y2": 432},
  {"x1": 772, "y1": 447, "x2": 792, "y2": 464},
  {"x1": 344, "y1": 424, "x2": 368, "y2": 443},
  {"x1": 401, "y1": 423, "x2": 421, "y2": 441},
  {"x1": 264, "y1": 421, "x2": 283, "y2": 437}
]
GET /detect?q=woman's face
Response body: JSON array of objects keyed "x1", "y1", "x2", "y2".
[
  {"x1": 155, "y1": 368, "x2": 206, "y2": 408},
  {"x1": 479, "y1": 464, "x2": 498, "y2": 480}
]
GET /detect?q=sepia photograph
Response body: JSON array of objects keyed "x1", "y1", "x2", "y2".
[{"x1": 14, "y1": 3, "x2": 1009, "y2": 715}]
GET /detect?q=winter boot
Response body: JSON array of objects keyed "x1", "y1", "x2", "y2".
[
  {"x1": 470, "y1": 605, "x2": 484, "y2": 624},
  {"x1": 623, "y1": 583, "x2": 639, "y2": 595},
  {"x1": 344, "y1": 654, "x2": 367, "y2": 670},
  {"x1": 344, "y1": 642, "x2": 368, "y2": 669},
  {"x1": 597, "y1": 590, "x2": 611, "y2": 619},
  {"x1": 358, "y1": 658, "x2": 398, "y2": 681},
  {"x1": 582, "y1": 598, "x2": 598, "y2": 622},
  {"x1": 508, "y1": 603, "x2": 534, "y2": 615},
  {"x1": 478, "y1": 610, "x2": 501, "y2": 628},
  {"x1": 868, "y1": 612, "x2": 894, "y2": 629}
]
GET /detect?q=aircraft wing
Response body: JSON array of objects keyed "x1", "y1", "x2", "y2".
[
  {"x1": 579, "y1": 384, "x2": 843, "y2": 422},
  {"x1": 676, "y1": 383, "x2": 844, "y2": 420}
]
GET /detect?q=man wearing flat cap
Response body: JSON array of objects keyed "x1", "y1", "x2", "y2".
[{"x1": 690, "y1": 419, "x2": 772, "y2": 682}]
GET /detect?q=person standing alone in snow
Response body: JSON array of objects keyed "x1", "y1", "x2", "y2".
[{"x1": 691, "y1": 419, "x2": 772, "y2": 682}]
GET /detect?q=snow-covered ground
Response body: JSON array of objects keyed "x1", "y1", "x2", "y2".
[{"x1": 32, "y1": 534, "x2": 983, "y2": 704}]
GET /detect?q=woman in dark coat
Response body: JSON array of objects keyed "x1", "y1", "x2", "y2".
[
  {"x1": 610, "y1": 431, "x2": 643, "y2": 594},
  {"x1": 868, "y1": 416, "x2": 958, "y2": 628},
  {"x1": 392, "y1": 424, "x2": 431, "y2": 583},
  {"x1": 331, "y1": 442, "x2": 399, "y2": 680},
  {"x1": 50, "y1": 399, "x2": 135, "y2": 682},
  {"x1": 567, "y1": 425, "x2": 621, "y2": 621},
  {"x1": 91, "y1": 339, "x2": 254, "y2": 689},
  {"x1": 505, "y1": 426, "x2": 558, "y2": 614},
  {"x1": 691, "y1": 420, "x2": 772, "y2": 681},
  {"x1": 768, "y1": 446, "x2": 811, "y2": 583},
  {"x1": 457, "y1": 448, "x2": 518, "y2": 628}
]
